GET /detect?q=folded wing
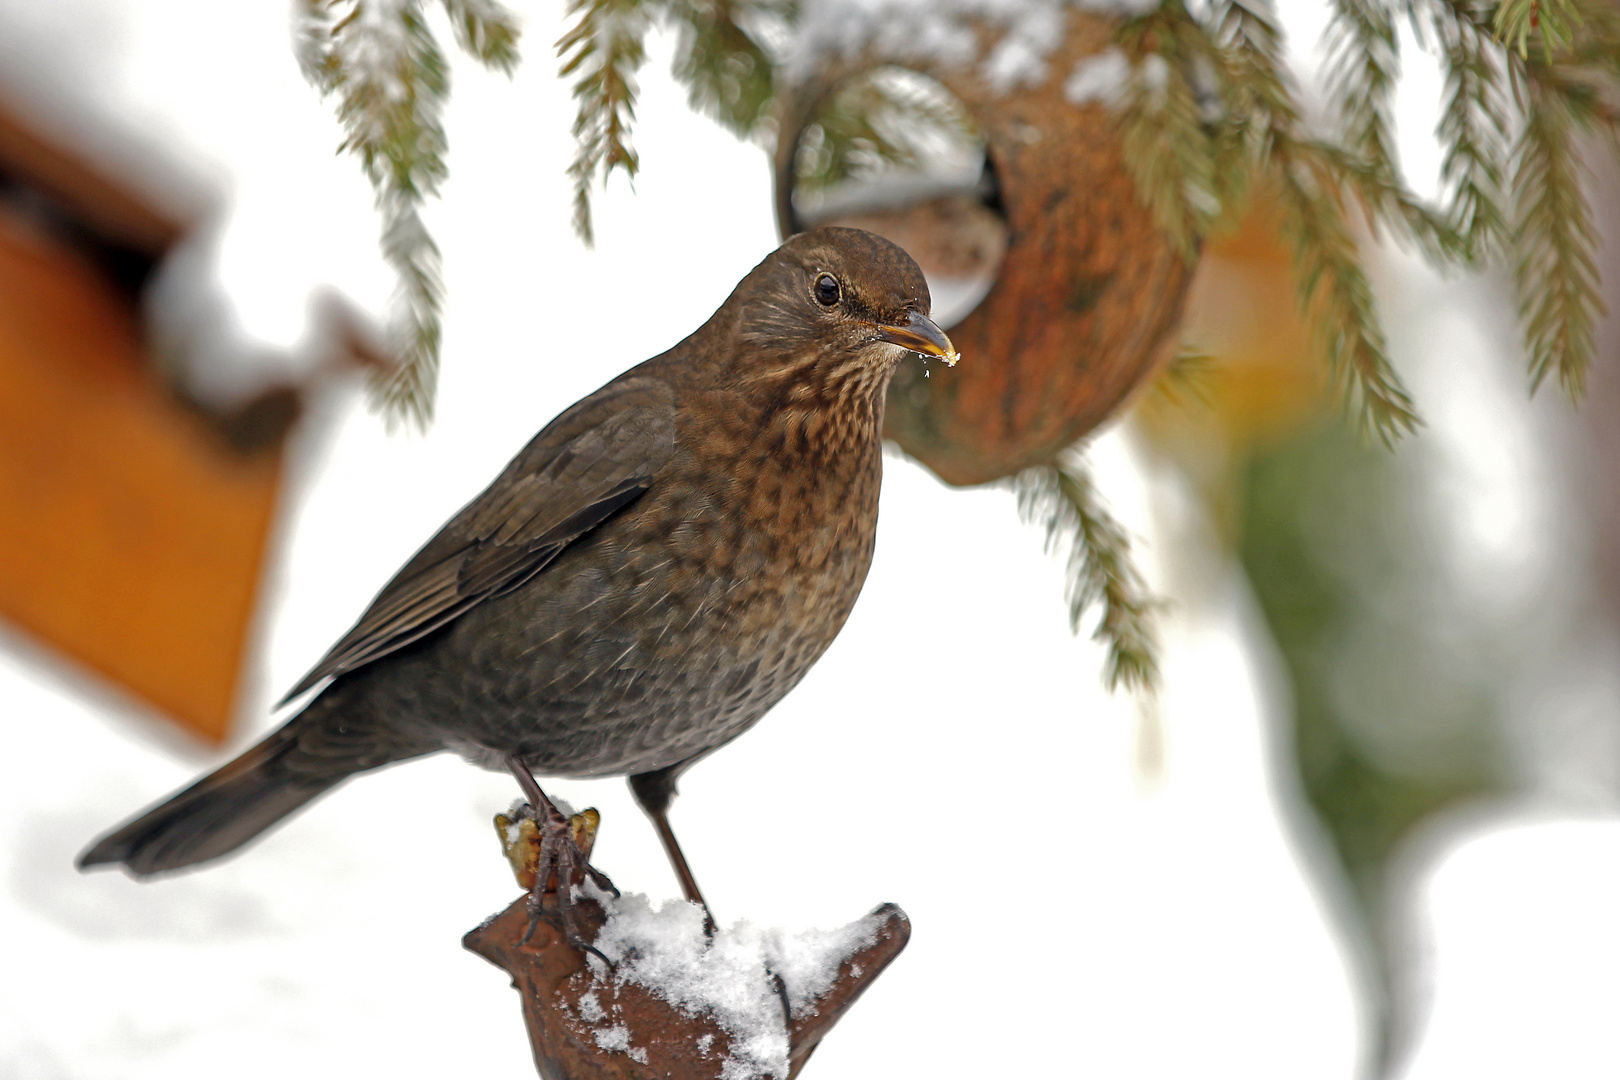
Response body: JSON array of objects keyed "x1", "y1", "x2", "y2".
[{"x1": 279, "y1": 375, "x2": 676, "y2": 704}]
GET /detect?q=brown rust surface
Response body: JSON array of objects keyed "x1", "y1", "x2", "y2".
[
  {"x1": 466, "y1": 894, "x2": 911, "y2": 1080},
  {"x1": 776, "y1": 12, "x2": 1194, "y2": 485},
  {"x1": 468, "y1": 809, "x2": 911, "y2": 1080}
]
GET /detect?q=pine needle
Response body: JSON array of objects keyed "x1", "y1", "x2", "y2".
[
  {"x1": 298, "y1": 0, "x2": 521, "y2": 430},
  {"x1": 558, "y1": 0, "x2": 657, "y2": 245},
  {"x1": 668, "y1": 0, "x2": 787, "y2": 139},
  {"x1": 1273, "y1": 137, "x2": 1419, "y2": 444},
  {"x1": 1325, "y1": 0, "x2": 1401, "y2": 175},
  {"x1": 1116, "y1": 8, "x2": 1225, "y2": 257},
  {"x1": 1152, "y1": 346, "x2": 1218, "y2": 407},
  {"x1": 1494, "y1": 0, "x2": 1583, "y2": 60},
  {"x1": 791, "y1": 67, "x2": 979, "y2": 197},
  {"x1": 1510, "y1": 81, "x2": 1604, "y2": 396},
  {"x1": 1015, "y1": 457, "x2": 1161, "y2": 694},
  {"x1": 442, "y1": 0, "x2": 522, "y2": 73},
  {"x1": 1437, "y1": 9, "x2": 1511, "y2": 261}
]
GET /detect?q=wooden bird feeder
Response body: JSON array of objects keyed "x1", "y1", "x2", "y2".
[
  {"x1": 0, "y1": 92, "x2": 379, "y2": 744},
  {"x1": 775, "y1": 11, "x2": 1193, "y2": 486}
]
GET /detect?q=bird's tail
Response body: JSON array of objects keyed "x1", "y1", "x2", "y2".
[{"x1": 79, "y1": 703, "x2": 426, "y2": 877}]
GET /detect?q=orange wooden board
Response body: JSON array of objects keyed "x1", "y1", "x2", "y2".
[{"x1": 0, "y1": 209, "x2": 282, "y2": 744}]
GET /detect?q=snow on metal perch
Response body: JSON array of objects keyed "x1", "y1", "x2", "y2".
[{"x1": 466, "y1": 806, "x2": 910, "y2": 1080}]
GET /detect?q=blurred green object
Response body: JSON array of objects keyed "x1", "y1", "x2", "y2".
[{"x1": 1239, "y1": 418, "x2": 1514, "y2": 1076}]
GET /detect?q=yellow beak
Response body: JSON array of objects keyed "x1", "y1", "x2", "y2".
[{"x1": 871, "y1": 311, "x2": 959, "y2": 366}]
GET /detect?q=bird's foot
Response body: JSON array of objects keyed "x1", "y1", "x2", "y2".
[
  {"x1": 512, "y1": 799, "x2": 617, "y2": 962},
  {"x1": 502, "y1": 754, "x2": 619, "y2": 960}
]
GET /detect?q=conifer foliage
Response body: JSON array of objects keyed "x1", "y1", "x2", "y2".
[
  {"x1": 1113, "y1": 0, "x2": 1619, "y2": 415},
  {"x1": 1016, "y1": 458, "x2": 1160, "y2": 693},
  {"x1": 297, "y1": 0, "x2": 520, "y2": 429},
  {"x1": 295, "y1": 0, "x2": 1620, "y2": 686}
]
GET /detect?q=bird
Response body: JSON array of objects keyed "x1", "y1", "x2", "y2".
[{"x1": 79, "y1": 226, "x2": 957, "y2": 930}]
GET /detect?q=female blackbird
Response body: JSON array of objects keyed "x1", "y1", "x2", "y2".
[{"x1": 80, "y1": 227, "x2": 956, "y2": 919}]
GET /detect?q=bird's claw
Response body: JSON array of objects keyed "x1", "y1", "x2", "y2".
[{"x1": 514, "y1": 798, "x2": 615, "y2": 966}]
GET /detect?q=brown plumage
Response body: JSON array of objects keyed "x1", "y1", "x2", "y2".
[{"x1": 79, "y1": 227, "x2": 956, "y2": 912}]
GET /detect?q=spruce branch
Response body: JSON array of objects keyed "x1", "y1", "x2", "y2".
[
  {"x1": 1320, "y1": 3, "x2": 1464, "y2": 259},
  {"x1": 1117, "y1": 0, "x2": 1419, "y2": 440},
  {"x1": 558, "y1": 0, "x2": 658, "y2": 245},
  {"x1": 299, "y1": 0, "x2": 449, "y2": 430},
  {"x1": 1510, "y1": 79, "x2": 1604, "y2": 395},
  {"x1": 1437, "y1": 9, "x2": 1512, "y2": 260},
  {"x1": 1152, "y1": 345, "x2": 1218, "y2": 407},
  {"x1": 791, "y1": 67, "x2": 979, "y2": 196},
  {"x1": 1325, "y1": 0, "x2": 1401, "y2": 173},
  {"x1": 1494, "y1": 0, "x2": 1582, "y2": 60},
  {"x1": 442, "y1": 0, "x2": 522, "y2": 72},
  {"x1": 298, "y1": 0, "x2": 521, "y2": 430},
  {"x1": 1273, "y1": 137, "x2": 1420, "y2": 443},
  {"x1": 668, "y1": 0, "x2": 788, "y2": 139},
  {"x1": 1310, "y1": 139, "x2": 1465, "y2": 260},
  {"x1": 1015, "y1": 457, "x2": 1161, "y2": 694},
  {"x1": 1116, "y1": 7, "x2": 1226, "y2": 257},
  {"x1": 1209, "y1": 0, "x2": 1299, "y2": 132}
]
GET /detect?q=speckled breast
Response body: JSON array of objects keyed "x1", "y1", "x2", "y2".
[{"x1": 402, "y1": 421, "x2": 886, "y2": 779}]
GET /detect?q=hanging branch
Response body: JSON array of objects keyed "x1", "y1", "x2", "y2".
[
  {"x1": 558, "y1": 0, "x2": 659, "y2": 245},
  {"x1": 1015, "y1": 457, "x2": 1160, "y2": 693},
  {"x1": 292, "y1": 0, "x2": 1620, "y2": 689},
  {"x1": 1274, "y1": 138, "x2": 1423, "y2": 442},
  {"x1": 1495, "y1": 0, "x2": 1583, "y2": 59},
  {"x1": 791, "y1": 67, "x2": 982, "y2": 198},
  {"x1": 1115, "y1": 8, "x2": 1228, "y2": 258},
  {"x1": 298, "y1": 0, "x2": 521, "y2": 430},
  {"x1": 1509, "y1": 75, "x2": 1604, "y2": 395},
  {"x1": 558, "y1": 0, "x2": 792, "y2": 243},
  {"x1": 1112, "y1": 0, "x2": 1620, "y2": 417},
  {"x1": 1437, "y1": 6, "x2": 1512, "y2": 260},
  {"x1": 668, "y1": 0, "x2": 789, "y2": 139},
  {"x1": 1325, "y1": 0, "x2": 1401, "y2": 176},
  {"x1": 1116, "y1": 0, "x2": 1424, "y2": 442}
]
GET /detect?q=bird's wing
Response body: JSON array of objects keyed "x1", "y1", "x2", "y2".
[{"x1": 278, "y1": 376, "x2": 676, "y2": 705}]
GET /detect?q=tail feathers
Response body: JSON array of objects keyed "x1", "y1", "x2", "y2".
[{"x1": 79, "y1": 733, "x2": 347, "y2": 877}]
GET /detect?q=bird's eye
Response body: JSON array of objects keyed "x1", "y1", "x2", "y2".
[{"x1": 814, "y1": 273, "x2": 841, "y2": 307}]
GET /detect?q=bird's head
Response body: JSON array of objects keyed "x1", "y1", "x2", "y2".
[{"x1": 731, "y1": 227, "x2": 958, "y2": 391}]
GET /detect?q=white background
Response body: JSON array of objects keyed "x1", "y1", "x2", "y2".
[{"x1": 1, "y1": 2, "x2": 1618, "y2": 1077}]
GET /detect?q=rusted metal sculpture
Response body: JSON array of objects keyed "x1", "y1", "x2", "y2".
[
  {"x1": 466, "y1": 807, "x2": 910, "y2": 1080},
  {"x1": 775, "y1": 12, "x2": 1193, "y2": 486}
]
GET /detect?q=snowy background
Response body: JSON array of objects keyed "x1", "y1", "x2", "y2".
[{"x1": 2, "y1": 1, "x2": 1620, "y2": 1077}]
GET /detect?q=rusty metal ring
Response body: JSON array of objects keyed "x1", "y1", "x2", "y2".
[{"x1": 774, "y1": 12, "x2": 1194, "y2": 486}]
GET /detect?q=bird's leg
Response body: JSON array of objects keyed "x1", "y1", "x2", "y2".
[
  {"x1": 628, "y1": 765, "x2": 717, "y2": 937},
  {"x1": 504, "y1": 755, "x2": 615, "y2": 958}
]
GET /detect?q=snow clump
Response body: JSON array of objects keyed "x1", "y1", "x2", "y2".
[
  {"x1": 786, "y1": 0, "x2": 1164, "y2": 89},
  {"x1": 580, "y1": 887, "x2": 887, "y2": 1079}
]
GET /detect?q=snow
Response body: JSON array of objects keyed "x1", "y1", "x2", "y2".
[
  {"x1": 0, "y1": 0, "x2": 395, "y2": 412},
  {"x1": 305, "y1": 0, "x2": 416, "y2": 149},
  {"x1": 590, "y1": 1022, "x2": 649, "y2": 1064},
  {"x1": 786, "y1": 0, "x2": 1162, "y2": 87},
  {"x1": 1064, "y1": 45, "x2": 1130, "y2": 105},
  {"x1": 579, "y1": 888, "x2": 886, "y2": 1079},
  {"x1": 2, "y1": 3, "x2": 1618, "y2": 1079},
  {"x1": 979, "y1": 4, "x2": 1065, "y2": 92},
  {"x1": 800, "y1": 173, "x2": 986, "y2": 221}
]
